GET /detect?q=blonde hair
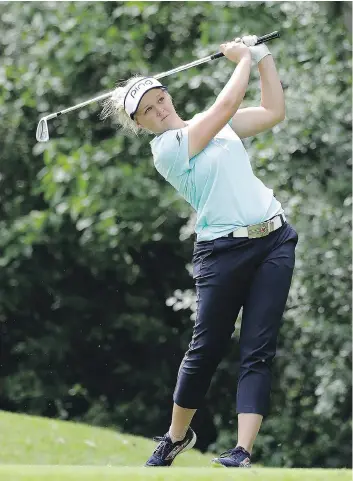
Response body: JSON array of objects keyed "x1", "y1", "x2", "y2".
[{"x1": 100, "y1": 75, "x2": 153, "y2": 137}]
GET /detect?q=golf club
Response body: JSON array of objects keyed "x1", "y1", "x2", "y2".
[{"x1": 36, "y1": 31, "x2": 280, "y2": 142}]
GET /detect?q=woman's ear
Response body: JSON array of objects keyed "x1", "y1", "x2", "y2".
[{"x1": 134, "y1": 115, "x2": 143, "y2": 129}]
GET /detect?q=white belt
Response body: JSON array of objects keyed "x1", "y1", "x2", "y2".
[{"x1": 227, "y1": 214, "x2": 286, "y2": 239}]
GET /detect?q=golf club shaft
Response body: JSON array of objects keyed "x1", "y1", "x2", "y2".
[
  {"x1": 155, "y1": 31, "x2": 280, "y2": 79},
  {"x1": 45, "y1": 31, "x2": 279, "y2": 120}
]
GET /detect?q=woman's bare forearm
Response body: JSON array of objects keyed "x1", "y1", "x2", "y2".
[
  {"x1": 258, "y1": 55, "x2": 285, "y2": 118},
  {"x1": 216, "y1": 54, "x2": 252, "y2": 114}
]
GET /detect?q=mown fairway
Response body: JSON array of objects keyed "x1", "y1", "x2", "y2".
[
  {"x1": 0, "y1": 465, "x2": 351, "y2": 481},
  {"x1": 0, "y1": 411, "x2": 350, "y2": 480}
]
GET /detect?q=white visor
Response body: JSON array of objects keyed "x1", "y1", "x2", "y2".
[{"x1": 123, "y1": 77, "x2": 166, "y2": 119}]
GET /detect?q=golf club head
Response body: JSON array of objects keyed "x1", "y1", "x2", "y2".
[{"x1": 36, "y1": 117, "x2": 49, "y2": 142}]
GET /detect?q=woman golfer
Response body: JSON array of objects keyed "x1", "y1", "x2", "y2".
[{"x1": 102, "y1": 35, "x2": 298, "y2": 468}]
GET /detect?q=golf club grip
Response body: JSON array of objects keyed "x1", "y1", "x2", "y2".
[{"x1": 210, "y1": 31, "x2": 280, "y2": 60}]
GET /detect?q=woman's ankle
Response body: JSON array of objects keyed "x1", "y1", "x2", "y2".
[
  {"x1": 235, "y1": 443, "x2": 252, "y2": 455},
  {"x1": 168, "y1": 427, "x2": 188, "y2": 443}
]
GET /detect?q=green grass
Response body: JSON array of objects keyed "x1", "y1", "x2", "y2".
[
  {"x1": 0, "y1": 410, "x2": 350, "y2": 481},
  {"x1": 0, "y1": 410, "x2": 209, "y2": 466},
  {"x1": 0, "y1": 466, "x2": 351, "y2": 481}
]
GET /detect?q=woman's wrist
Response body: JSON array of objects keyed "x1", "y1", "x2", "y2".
[
  {"x1": 241, "y1": 35, "x2": 272, "y2": 64},
  {"x1": 250, "y1": 44, "x2": 271, "y2": 64},
  {"x1": 236, "y1": 51, "x2": 252, "y2": 64}
]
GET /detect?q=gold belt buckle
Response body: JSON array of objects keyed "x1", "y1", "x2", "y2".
[{"x1": 248, "y1": 220, "x2": 275, "y2": 239}]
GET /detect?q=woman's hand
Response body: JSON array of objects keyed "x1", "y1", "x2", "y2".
[
  {"x1": 219, "y1": 38, "x2": 251, "y2": 64},
  {"x1": 241, "y1": 34, "x2": 271, "y2": 64}
]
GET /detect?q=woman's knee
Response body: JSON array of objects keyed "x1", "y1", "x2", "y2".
[{"x1": 184, "y1": 338, "x2": 231, "y2": 369}]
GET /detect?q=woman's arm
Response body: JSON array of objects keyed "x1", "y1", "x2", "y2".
[
  {"x1": 230, "y1": 54, "x2": 285, "y2": 139},
  {"x1": 187, "y1": 40, "x2": 252, "y2": 159}
]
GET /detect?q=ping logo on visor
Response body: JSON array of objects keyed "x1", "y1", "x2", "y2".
[
  {"x1": 124, "y1": 77, "x2": 166, "y2": 119},
  {"x1": 130, "y1": 79, "x2": 153, "y2": 99}
]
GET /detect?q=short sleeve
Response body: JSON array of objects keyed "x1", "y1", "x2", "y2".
[{"x1": 150, "y1": 127, "x2": 190, "y2": 181}]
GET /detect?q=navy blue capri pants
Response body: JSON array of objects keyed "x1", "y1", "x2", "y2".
[{"x1": 173, "y1": 221, "x2": 298, "y2": 417}]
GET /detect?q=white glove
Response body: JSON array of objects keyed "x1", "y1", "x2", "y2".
[{"x1": 241, "y1": 35, "x2": 271, "y2": 64}]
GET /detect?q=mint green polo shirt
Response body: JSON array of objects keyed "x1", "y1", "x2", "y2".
[{"x1": 150, "y1": 117, "x2": 283, "y2": 241}]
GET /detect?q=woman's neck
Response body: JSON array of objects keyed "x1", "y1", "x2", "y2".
[{"x1": 159, "y1": 116, "x2": 187, "y2": 134}]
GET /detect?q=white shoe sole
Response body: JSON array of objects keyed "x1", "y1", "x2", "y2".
[{"x1": 179, "y1": 430, "x2": 197, "y2": 455}]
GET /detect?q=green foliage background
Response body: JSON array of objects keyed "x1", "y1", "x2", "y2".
[{"x1": 0, "y1": 1, "x2": 351, "y2": 469}]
